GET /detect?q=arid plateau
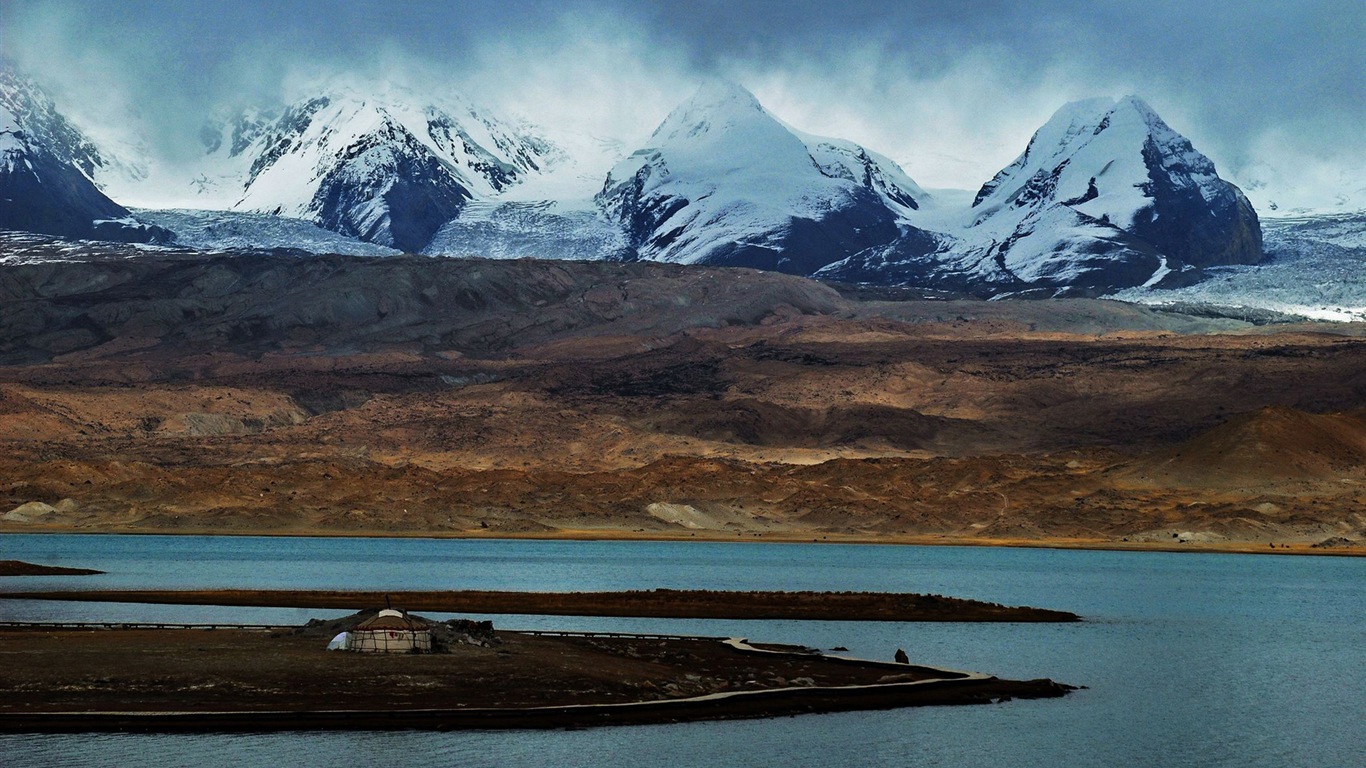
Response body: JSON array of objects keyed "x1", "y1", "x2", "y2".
[{"x1": 2, "y1": 244, "x2": 1364, "y2": 554}]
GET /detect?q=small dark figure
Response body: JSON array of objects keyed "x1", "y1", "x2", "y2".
[{"x1": 894, "y1": 648, "x2": 909, "y2": 664}]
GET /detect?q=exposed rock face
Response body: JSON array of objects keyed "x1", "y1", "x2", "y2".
[
  {"x1": 0, "y1": 63, "x2": 169, "y2": 244},
  {"x1": 597, "y1": 81, "x2": 925, "y2": 275},
  {"x1": 0, "y1": 143, "x2": 170, "y2": 244},
  {"x1": 1, "y1": 145, "x2": 121, "y2": 236},
  {"x1": 811, "y1": 229, "x2": 959, "y2": 293},
  {"x1": 1131, "y1": 129, "x2": 1263, "y2": 270},
  {"x1": 307, "y1": 125, "x2": 474, "y2": 252}
]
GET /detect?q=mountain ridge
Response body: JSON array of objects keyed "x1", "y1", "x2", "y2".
[{"x1": 1, "y1": 67, "x2": 1273, "y2": 298}]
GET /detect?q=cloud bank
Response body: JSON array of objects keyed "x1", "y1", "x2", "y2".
[{"x1": 3, "y1": 0, "x2": 1363, "y2": 206}]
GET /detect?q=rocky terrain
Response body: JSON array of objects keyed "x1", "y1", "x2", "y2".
[{"x1": 0, "y1": 241, "x2": 1364, "y2": 551}]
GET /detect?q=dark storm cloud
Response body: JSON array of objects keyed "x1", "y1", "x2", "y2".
[
  {"x1": 639, "y1": 0, "x2": 1365, "y2": 157},
  {"x1": 2, "y1": 0, "x2": 1362, "y2": 194}
]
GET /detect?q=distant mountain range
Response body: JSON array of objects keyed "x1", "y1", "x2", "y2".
[{"x1": 2, "y1": 60, "x2": 1353, "y2": 302}]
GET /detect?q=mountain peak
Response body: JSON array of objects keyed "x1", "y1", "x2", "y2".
[
  {"x1": 689, "y1": 79, "x2": 762, "y2": 109},
  {"x1": 651, "y1": 80, "x2": 769, "y2": 145},
  {"x1": 598, "y1": 80, "x2": 923, "y2": 274},
  {"x1": 1030, "y1": 95, "x2": 1176, "y2": 156},
  {"x1": 976, "y1": 94, "x2": 1214, "y2": 213},
  {"x1": 1115, "y1": 93, "x2": 1155, "y2": 113},
  {"x1": 957, "y1": 93, "x2": 1260, "y2": 292},
  {"x1": 1049, "y1": 95, "x2": 1154, "y2": 120},
  {"x1": 283, "y1": 74, "x2": 472, "y2": 112}
]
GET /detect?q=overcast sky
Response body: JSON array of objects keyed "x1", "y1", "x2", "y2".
[{"x1": 3, "y1": 0, "x2": 1363, "y2": 200}]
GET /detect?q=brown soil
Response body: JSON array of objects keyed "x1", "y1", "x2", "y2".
[
  {"x1": 2, "y1": 249, "x2": 1366, "y2": 550},
  {"x1": 1112, "y1": 406, "x2": 1366, "y2": 491},
  {"x1": 0, "y1": 625, "x2": 1071, "y2": 730},
  {"x1": 0, "y1": 560, "x2": 103, "y2": 576},
  {"x1": 0, "y1": 589, "x2": 1079, "y2": 622}
]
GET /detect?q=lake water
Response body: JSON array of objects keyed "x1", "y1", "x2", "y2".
[{"x1": 0, "y1": 535, "x2": 1362, "y2": 767}]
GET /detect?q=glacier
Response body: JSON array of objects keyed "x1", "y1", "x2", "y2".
[{"x1": 1111, "y1": 212, "x2": 1366, "y2": 321}]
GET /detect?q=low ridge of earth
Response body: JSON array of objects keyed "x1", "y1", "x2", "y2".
[
  {"x1": 0, "y1": 589, "x2": 1080, "y2": 622},
  {"x1": 2, "y1": 246, "x2": 1365, "y2": 551},
  {"x1": 0, "y1": 624, "x2": 1072, "y2": 731},
  {"x1": 0, "y1": 560, "x2": 103, "y2": 576}
]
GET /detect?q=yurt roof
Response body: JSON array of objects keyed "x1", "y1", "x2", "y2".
[{"x1": 354, "y1": 610, "x2": 430, "y2": 631}]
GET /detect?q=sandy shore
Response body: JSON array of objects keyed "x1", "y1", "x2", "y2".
[{"x1": 4, "y1": 525, "x2": 1362, "y2": 557}]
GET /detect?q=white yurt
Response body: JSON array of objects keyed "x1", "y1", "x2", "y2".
[{"x1": 345, "y1": 609, "x2": 433, "y2": 653}]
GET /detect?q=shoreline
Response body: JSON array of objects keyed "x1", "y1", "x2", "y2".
[
  {"x1": 0, "y1": 588, "x2": 1080, "y2": 622},
  {"x1": 0, "y1": 677, "x2": 1068, "y2": 733},
  {"x1": 0, "y1": 628, "x2": 1072, "y2": 733},
  {"x1": 0, "y1": 560, "x2": 104, "y2": 576},
  {"x1": 2, "y1": 525, "x2": 1361, "y2": 557}
]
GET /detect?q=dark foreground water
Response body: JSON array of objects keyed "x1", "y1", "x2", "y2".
[{"x1": 1, "y1": 535, "x2": 1362, "y2": 767}]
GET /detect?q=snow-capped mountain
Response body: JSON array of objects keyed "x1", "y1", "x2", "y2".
[
  {"x1": 0, "y1": 61, "x2": 166, "y2": 243},
  {"x1": 594, "y1": 87, "x2": 1263, "y2": 296},
  {"x1": 2, "y1": 63, "x2": 1322, "y2": 310},
  {"x1": 596, "y1": 81, "x2": 926, "y2": 275},
  {"x1": 193, "y1": 83, "x2": 559, "y2": 252},
  {"x1": 821, "y1": 96, "x2": 1262, "y2": 295}
]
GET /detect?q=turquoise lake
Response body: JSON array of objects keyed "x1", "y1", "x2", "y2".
[{"x1": 0, "y1": 535, "x2": 1361, "y2": 767}]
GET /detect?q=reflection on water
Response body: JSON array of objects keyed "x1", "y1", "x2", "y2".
[{"x1": 0, "y1": 535, "x2": 1361, "y2": 767}]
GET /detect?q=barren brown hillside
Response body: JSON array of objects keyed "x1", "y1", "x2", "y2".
[
  {"x1": 1112, "y1": 407, "x2": 1366, "y2": 491},
  {"x1": 1, "y1": 241, "x2": 1364, "y2": 550}
]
